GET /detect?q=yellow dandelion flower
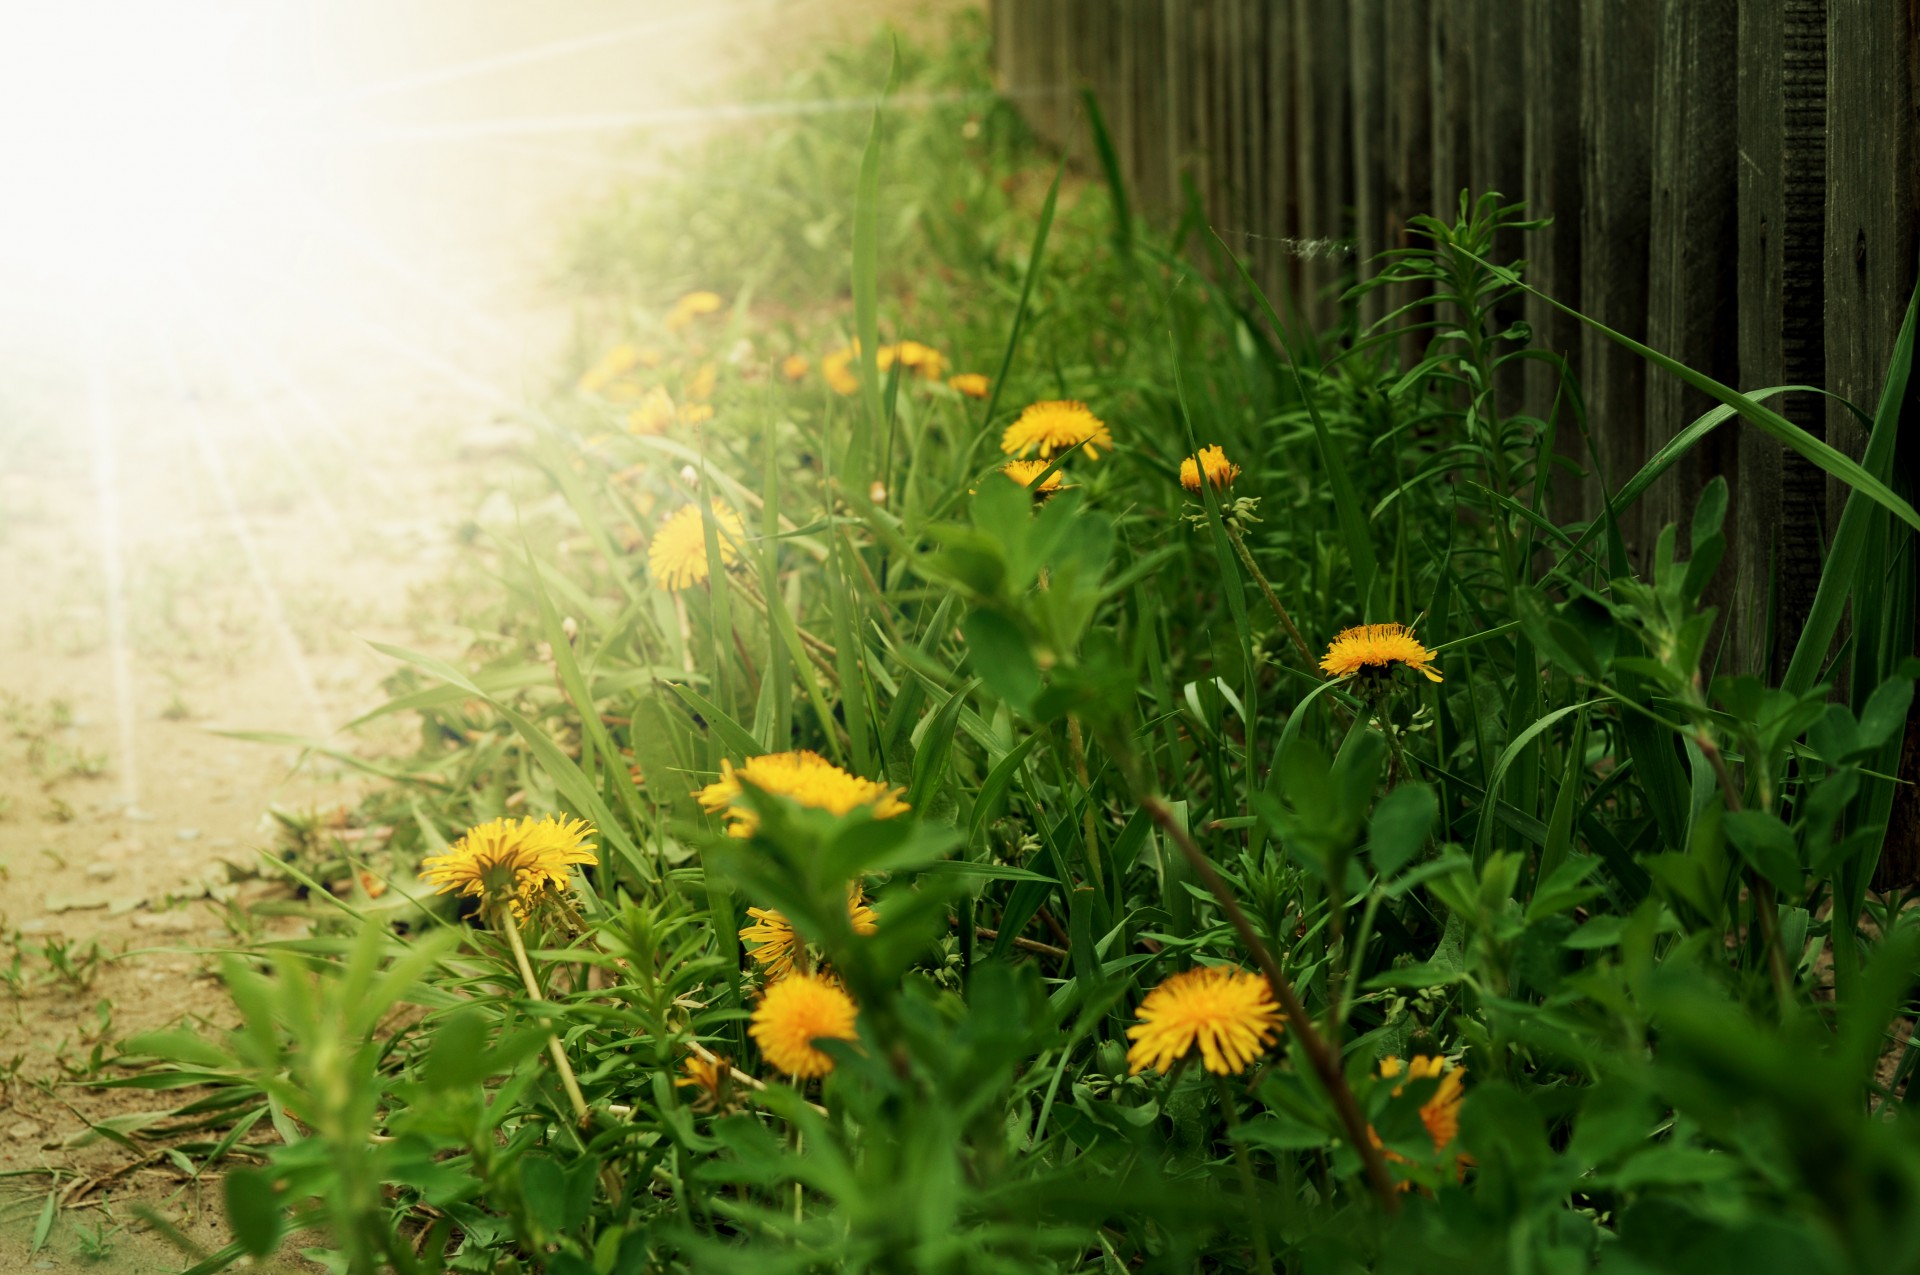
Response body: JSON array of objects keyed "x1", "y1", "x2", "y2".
[
  {"x1": 1001, "y1": 400, "x2": 1113, "y2": 461},
  {"x1": 1378, "y1": 1055, "x2": 1466, "y2": 1155},
  {"x1": 1000, "y1": 459, "x2": 1067, "y2": 497},
  {"x1": 822, "y1": 346, "x2": 860, "y2": 396},
  {"x1": 693, "y1": 750, "x2": 909, "y2": 838},
  {"x1": 680, "y1": 402, "x2": 714, "y2": 426},
  {"x1": 1180, "y1": 444, "x2": 1242, "y2": 494},
  {"x1": 1125, "y1": 965, "x2": 1283, "y2": 1076},
  {"x1": 647, "y1": 502, "x2": 745, "y2": 592},
  {"x1": 751, "y1": 973, "x2": 859, "y2": 1078},
  {"x1": 781, "y1": 354, "x2": 810, "y2": 382},
  {"x1": 879, "y1": 340, "x2": 946, "y2": 380},
  {"x1": 676, "y1": 1052, "x2": 731, "y2": 1110},
  {"x1": 685, "y1": 362, "x2": 717, "y2": 403},
  {"x1": 577, "y1": 343, "x2": 640, "y2": 395},
  {"x1": 419, "y1": 814, "x2": 598, "y2": 922},
  {"x1": 738, "y1": 888, "x2": 880, "y2": 982},
  {"x1": 948, "y1": 372, "x2": 990, "y2": 399},
  {"x1": 1319, "y1": 623, "x2": 1443, "y2": 683},
  {"x1": 667, "y1": 290, "x2": 724, "y2": 331},
  {"x1": 627, "y1": 386, "x2": 675, "y2": 436}
]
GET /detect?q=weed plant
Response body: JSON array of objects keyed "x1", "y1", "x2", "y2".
[{"x1": 112, "y1": 20, "x2": 1920, "y2": 1275}]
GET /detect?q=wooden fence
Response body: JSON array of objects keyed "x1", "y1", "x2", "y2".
[{"x1": 991, "y1": 0, "x2": 1919, "y2": 688}]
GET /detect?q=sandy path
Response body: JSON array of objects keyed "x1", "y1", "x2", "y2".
[{"x1": 0, "y1": 2, "x2": 956, "y2": 1268}]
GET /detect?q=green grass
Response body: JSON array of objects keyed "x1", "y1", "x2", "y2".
[{"x1": 109, "y1": 17, "x2": 1920, "y2": 1275}]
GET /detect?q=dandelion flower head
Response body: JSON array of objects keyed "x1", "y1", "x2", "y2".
[
  {"x1": 667, "y1": 290, "x2": 724, "y2": 331},
  {"x1": 1378, "y1": 1055, "x2": 1466, "y2": 1155},
  {"x1": 685, "y1": 362, "x2": 717, "y2": 403},
  {"x1": 628, "y1": 386, "x2": 675, "y2": 436},
  {"x1": 577, "y1": 343, "x2": 641, "y2": 396},
  {"x1": 1126, "y1": 965, "x2": 1282, "y2": 1075},
  {"x1": 878, "y1": 340, "x2": 947, "y2": 380},
  {"x1": 822, "y1": 345, "x2": 860, "y2": 396},
  {"x1": 1180, "y1": 444, "x2": 1242, "y2": 495},
  {"x1": 648, "y1": 501, "x2": 745, "y2": 593},
  {"x1": 694, "y1": 750, "x2": 909, "y2": 837},
  {"x1": 675, "y1": 1052, "x2": 731, "y2": 1111},
  {"x1": 1000, "y1": 459, "x2": 1067, "y2": 497},
  {"x1": 781, "y1": 354, "x2": 811, "y2": 382},
  {"x1": 948, "y1": 372, "x2": 990, "y2": 399},
  {"x1": 419, "y1": 814, "x2": 598, "y2": 922},
  {"x1": 1319, "y1": 623, "x2": 1443, "y2": 683},
  {"x1": 750, "y1": 973, "x2": 859, "y2": 1078},
  {"x1": 739, "y1": 888, "x2": 879, "y2": 982},
  {"x1": 1001, "y1": 400, "x2": 1112, "y2": 461}
]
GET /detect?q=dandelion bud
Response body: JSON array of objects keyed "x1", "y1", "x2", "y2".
[
  {"x1": 680, "y1": 465, "x2": 700, "y2": 487},
  {"x1": 561, "y1": 616, "x2": 579, "y2": 643},
  {"x1": 868, "y1": 481, "x2": 888, "y2": 505}
]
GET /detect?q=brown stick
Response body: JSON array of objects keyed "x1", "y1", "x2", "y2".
[{"x1": 1143, "y1": 796, "x2": 1402, "y2": 1213}]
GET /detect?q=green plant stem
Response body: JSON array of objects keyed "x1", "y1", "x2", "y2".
[
  {"x1": 1226, "y1": 522, "x2": 1315, "y2": 669},
  {"x1": 1066, "y1": 715, "x2": 1105, "y2": 896},
  {"x1": 1215, "y1": 1073, "x2": 1273, "y2": 1273},
  {"x1": 1696, "y1": 733, "x2": 1793, "y2": 1012},
  {"x1": 497, "y1": 907, "x2": 592, "y2": 1126},
  {"x1": 1143, "y1": 797, "x2": 1401, "y2": 1214}
]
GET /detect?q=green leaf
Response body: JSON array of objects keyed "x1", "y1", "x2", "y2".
[
  {"x1": 962, "y1": 610, "x2": 1040, "y2": 711},
  {"x1": 1723, "y1": 809, "x2": 1802, "y2": 895},
  {"x1": 223, "y1": 1166, "x2": 283, "y2": 1259},
  {"x1": 1366, "y1": 783, "x2": 1436, "y2": 877}
]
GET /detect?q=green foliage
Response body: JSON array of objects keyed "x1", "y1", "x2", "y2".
[{"x1": 117, "y1": 21, "x2": 1920, "y2": 1274}]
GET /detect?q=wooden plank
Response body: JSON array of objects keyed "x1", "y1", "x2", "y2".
[
  {"x1": 1828, "y1": 0, "x2": 1920, "y2": 888},
  {"x1": 1522, "y1": 1, "x2": 1587, "y2": 524},
  {"x1": 1261, "y1": 0, "x2": 1299, "y2": 307},
  {"x1": 1643, "y1": 0, "x2": 1740, "y2": 545},
  {"x1": 1578, "y1": 0, "x2": 1657, "y2": 552},
  {"x1": 1471, "y1": 0, "x2": 1527, "y2": 416},
  {"x1": 1295, "y1": 0, "x2": 1353, "y2": 331},
  {"x1": 1383, "y1": 0, "x2": 1432, "y2": 371},
  {"x1": 1428, "y1": 0, "x2": 1472, "y2": 227},
  {"x1": 1350, "y1": 0, "x2": 1388, "y2": 331},
  {"x1": 1734, "y1": 0, "x2": 1828, "y2": 680}
]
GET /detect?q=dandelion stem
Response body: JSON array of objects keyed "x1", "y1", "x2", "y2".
[
  {"x1": 1226, "y1": 522, "x2": 1315, "y2": 669},
  {"x1": 1142, "y1": 796, "x2": 1401, "y2": 1214},
  {"x1": 497, "y1": 906, "x2": 592, "y2": 1127}
]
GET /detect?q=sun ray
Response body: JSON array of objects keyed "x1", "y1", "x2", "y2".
[
  {"x1": 153, "y1": 324, "x2": 333, "y2": 741},
  {"x1": 175, "y1": 270, "x2": 353, "y2": 549},
  {"x1": 311, "y1": 6, "x2": 753, "y2": 107}
]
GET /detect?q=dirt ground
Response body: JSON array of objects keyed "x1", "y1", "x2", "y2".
[{"x1": 0, "y1": 2, "x2": 958, "y2": 1269}]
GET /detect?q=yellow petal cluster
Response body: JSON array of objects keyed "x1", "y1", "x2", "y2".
[
  {"x1": 999, "y1": 459, "x2": 1067, "y2": 497},
  {"x1": 1180, "y1": 444, "x2": 1241, "y2": 494},
  {"x1": 750, "y1": 973, "x2": 859, "y2": 1078},
  {"x1": 1001, "y1": 400, "x2": 1112, "y2": 461},
  {"x1": 1378, "y1": 1055, "x2": 1466, "y2": 1155},
  {"x1": 1319, "y1": 623, "x2": 1443, "y2": 683},
  {"x1": 781, "y1": 354, "x2": 811, "y2": 382},
  {"x1": 738, "y1": 888, "x2": 880, "y2": 982},
  {"x1": 948, "y1": 372, "x2": 990, "y2": 399},
  {"x1": 647, "y1": 502, "x2": 746, "y2": 592},
  {"x1": 577, "y1": 343, "x2": 641, "y2": 396},
  {"x1": 1125, "y1": 965, "x2": 1282, "y2": 1075},
  {"x1": 693, "y1": 749, "x2": 909, "y2": 837},
  {"x1": 667, "y1": 290, "x2": 724, "y2": 331},
  {"x1": 418, "y1": 814, "x2": 598, "y2": 922},
  {"x1": 627, "y1": 386, "x2": 676, "y2": 436}
]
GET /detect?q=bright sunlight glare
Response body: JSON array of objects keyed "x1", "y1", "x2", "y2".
[{"x1": 0, "y1": 1, "x2": 297, "y2": 299}]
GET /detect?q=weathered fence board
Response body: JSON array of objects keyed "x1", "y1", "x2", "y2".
[{"x1": 992, "y1": 0, "x2": 1919, "y2": 649}]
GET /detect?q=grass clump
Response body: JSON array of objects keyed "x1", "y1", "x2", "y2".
[{"x1": 114, "y1": 19, "x2": 1920, "y2": 1275}]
